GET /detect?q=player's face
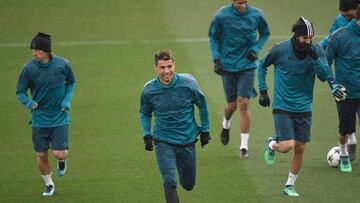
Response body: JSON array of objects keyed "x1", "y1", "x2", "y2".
[
  {"x1": 155, "y1": 59, "x2": 175, "y2": 85},
  {"x1": 341, "y1": 9, "x2": 356, "y2": 20},
  {"x1": 233, "y1": 0, "x2": 247, "y2": 13},
  {"x1": 32, "y1": 49, "x2": 49, "y2": 62}
]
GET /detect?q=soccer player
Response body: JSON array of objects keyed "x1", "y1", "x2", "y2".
[
  {"x1": 16, "y1": 32, "x2": 76, "y2": 196},
  {"x1": 140, "y1": 50, "x2": 210, "y2": 203},
  {"x1": 319, "y1": 0, "x2": 359, "y2": 49},
  {"x1": 326, "y1": 5, "x2": 360, "y2": 172},
  {"x1": 320, "y1": 0, "x2": 360, "y2": 161},
  {"x1": 208, "y1": 0, "x2": 270, "y2": 157},
  {"x1": 258, "y1": 17, "x2": 346, "y2": 196}
]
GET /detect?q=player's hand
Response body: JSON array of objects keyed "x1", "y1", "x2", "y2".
[
  {"x1": 309, "y1": 46, "x2": 319, "y2": 60},
  {"x1": 332, "y1": 84, "x2": 346, "y2": 102},
  {"x1": 259, "y1": 90, "x2": 270, "y2": 107},
  {"x1": 200, "y1": 131, "x2": 211, "y2": 148},
  {"x1": 245, "y1": 50, "x2": 257, "y2": 61},
  {"x1": 213, "y1": 59, "x2": 223, "y2": 75},
  {"x1": 144, "y1": 135, "x2": 153, "y2": 151}
]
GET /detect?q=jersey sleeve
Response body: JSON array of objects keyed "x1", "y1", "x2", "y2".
[
  {"x1": 257, "y1": 44, "x2": 277, "y2": 91},
  {"x1": 209, "y1": 13, "x2": 222, "y2": 60},
  {"x1": 192, "y1": 79, "x2": 210, "y2": 133},
  {"x1": 251, "y1": 12, "x2": 270, "y2": 54},
  {"x1": 16, "y1": 67, "x2": 35, "y2": 109},
  {"x1": 140, "y1": 87, "x2": 153, "y2": 137}
]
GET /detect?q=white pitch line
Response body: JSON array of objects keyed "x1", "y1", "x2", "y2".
[{"x1": 0, "y1": 35, "x2": 327, "y2": 48}]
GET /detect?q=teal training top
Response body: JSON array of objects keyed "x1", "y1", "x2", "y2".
[
  {"x1": 319, "y1": 14, "x2": 352, "y2": 49},
  {"x1": 209, "y1": 4, "x2": 270, "y2": 72},
  {"x1": 16, "y1": 55, "x2": 76, "y2": 127},
  {"x1": 258, "y1": 39, "x2": 329, "y2": 112},
  {"x1": 326, "y1": 20, "x2": 360, "y2": 99},
  {"x1": 140, "y1": 73, "x2": 210, "y2": 145}
]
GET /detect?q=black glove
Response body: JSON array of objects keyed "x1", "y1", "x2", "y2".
[
  {"x1": 200, "y1": 131, "x2": 211, "y2": 148},
  {"x1": 259, "y1": 90, "x2": 270, "y2": 107},
  {"x1": 309, "y1": 46, "x2": 319, "y2": 60},
  {"x1": 143, "y1": 135, "x2": 153, "y2": 151},
  {"x1": 245, "y1": 50, "x2": 257, "y2": 61},
  {"x1": 213, "y1": 59, "x2": 223, "y2": 75}
]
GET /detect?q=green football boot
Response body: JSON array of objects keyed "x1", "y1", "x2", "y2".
[
  {"x1": 265, "y1": 137, "x2": 276, "y2": 166},
  {"x1": 283, "y1": 185, "x2": 299, "y2": 197},
  {"x1": 340, "y1": 155, "x2": 352, "y2": 172}
]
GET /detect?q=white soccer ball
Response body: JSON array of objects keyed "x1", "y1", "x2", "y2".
[{"x1": 327, "y1": 146, "x2": 341, "y2": 167}]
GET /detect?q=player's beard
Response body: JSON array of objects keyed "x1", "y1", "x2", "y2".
[{"x1": 291, "y1": 36, "x2": 311, "y2": 60}]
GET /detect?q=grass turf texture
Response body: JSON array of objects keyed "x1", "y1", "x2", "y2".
[{"x1": 1, "y1": 0, "x2": 360, "y2": 202}]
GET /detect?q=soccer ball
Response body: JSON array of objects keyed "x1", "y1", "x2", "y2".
[{"x1": 327, "y1": 146, "x2": 341, "y2": 167}]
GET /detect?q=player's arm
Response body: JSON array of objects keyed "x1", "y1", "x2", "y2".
[
  {"x1": 251, "y1": 14, "x2": 270, "y2": 55},
  {"x1": 319, "y1": 18, "x2": 339, "y2": 49},
  {"x1": 16, "y1": 68, "x2": 37, "y2": 110},
  {"x1": 310, "y1": 45, "x2": 328, "y2": 82},
  {"x1": 324, "y1": 35, "x2": 346, "y2": 102},
  {"x1": 257, "y1": 45, "x2": 276, "y2": 107},
  {"x1": 208, "y1": 14, "x2": 221, "y2": 61},
  {"x1": 61, "y1": 63, "x2": 76, "y2": 111},
  {"x1": 140, "y1": 90, "x2": 153, "y2": 151},
  {"x1": 193, "y1": 81, "x2": 210, "y2": 148}
]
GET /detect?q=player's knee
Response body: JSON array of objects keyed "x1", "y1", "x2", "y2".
[
  {"x1": 227, "y1": 103, "x2": 237, "y2": 112},
  {"x1": 37, "y1": 152, "x2": 48, "y2": 159},
  {"x1": 53, "y1": 150, "x2": 68, "y2": 160},
  {"x1": 238, "y1": 99, "x2": 249, "y2": 112}
]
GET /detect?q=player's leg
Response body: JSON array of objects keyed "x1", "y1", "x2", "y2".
[
  {"x1": 220, "y1": 73, "x2": 237, "y2": 145},
  {"x1": 338, "y1": 100, "x2": 355, "y2": 172},
  {"x1": 238, "y1": 96, "x2": 251, "y2": 157},
  {"x1": 283, "y1": 115, "x2": 311, "y2": 197},
  {"x1": 155, "y1": 142, "x2": 179, "y2": 203},
  {"x1": 283, "y1": 141, "x2": 305, "y2": 197},
  {"x1": 176, "y1": 144, "x2": 196, "y2": 191},
  {"x1": 265, "y1": 113, "x2": 295, "y2": 166},
  {"x1": 32, "y1": 127, "x2": 55, "y2": 196},
  {"x1": 236, "y1": 69, "x2": 257, "y2": 157},
  {"x1": 347, "y1": 103, "x2": 360, "y2": 161},
  {"x1": 51, "y1": 125, "x2": 69, "y2": 177}
]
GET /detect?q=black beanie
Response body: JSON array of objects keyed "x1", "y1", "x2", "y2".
[
  {"x1": 339, "y1": 0, "x2": 359, "y2": 11},
  {"x1": 291, "y1": 17, "x2": 314, "y2": 37},
  {"x1": 30, "y1": 32, "x2": 51, "y2": 52}
]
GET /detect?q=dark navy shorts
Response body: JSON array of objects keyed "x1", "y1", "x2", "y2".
[
  {"x1": 337, "y1": 99, "x2": 360, "y2": 135},
  {"x1": 273, "y1": 113, "x2": 312, "y2": 142},
  {"x1": 221, "y1": 68, "x2": 257, "y2": 102},
  {"x1": 32, "y1": 124, "x2": 69, "y2": 152}
]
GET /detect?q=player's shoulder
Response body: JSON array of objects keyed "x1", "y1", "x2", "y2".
[
  {"x1": 215, "y1": 4, "x2": 231, "y2": 16},
  {"x1": 22, "y1": 59, "x2": 37, "y2": 71},
  {"x1": 53, "y1": 55, "x2": 71, "y2": 67},
  {"x1": 143, "y1": 78, "x2": 157, "y2": 89},
  {"x1": 331, "y1": 26, "x2": 347, "y2": 38},
  {"x1": 248, "y1": 5, "x2": 264, "y2": 16},
  {"x1": 271, "y1": 39, "x2": 288, "y2": 52},
  {"x1": 178, "y1": 73, "x2": 198, "y2": 84}
]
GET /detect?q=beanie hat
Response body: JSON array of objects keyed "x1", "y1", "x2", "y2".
[
  {"x1": 30, "y1": 32, "x2": 51, "y2": 52},
  {"x1": 291, "y1": 16, "x2": 314, "y2": 37},
  {"x1": 339, "y1": 0, "x2": 359, "y2": 11}
]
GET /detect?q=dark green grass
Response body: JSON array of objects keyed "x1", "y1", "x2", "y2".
[{"x1": 1, "y1": 0, "x2": 360, "y2": 202}]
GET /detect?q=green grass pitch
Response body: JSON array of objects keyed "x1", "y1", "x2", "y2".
[{"x1": 0, "y1": 0, "x2": 359, "y2": 202}]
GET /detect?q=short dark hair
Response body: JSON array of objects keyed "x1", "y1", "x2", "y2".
[
  {"x1": 357, "y1": 4, "x2": 360, "y2": 20},
  {"x1": 154, "y1": 50, "x2": 174, "y2": 65}
]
